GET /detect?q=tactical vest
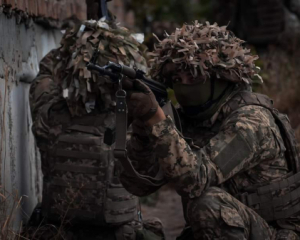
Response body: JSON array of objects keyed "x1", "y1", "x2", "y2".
[
  {"x1": 42, "y1": 110, "x2": 138, "y2": 226},
  {"x1": 230, "y1": 91, "x2": 300, "y2": 222}
]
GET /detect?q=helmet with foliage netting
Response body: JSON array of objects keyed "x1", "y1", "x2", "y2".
[
  {"x1": 149, "y1": 21, "x2": 262, "y2": 86},
  {"x1": 59, "y1": 19, "x2": 148, "y2": 116}
]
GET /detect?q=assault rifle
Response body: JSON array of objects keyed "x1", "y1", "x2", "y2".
[
  {"x1": 86, "y1": 50, "x2": 168, "y2": 107},
  {"x1": 87, "y1": 50, "x2": 181, "y2": 187},
  {"x1": 87, "y1": 50, "x2": 172, "y2": 187}
]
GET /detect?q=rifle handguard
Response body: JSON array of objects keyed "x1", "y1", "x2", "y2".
[
  {"x1": 86, "y1": 62, "x2": 120, "y2": 81},
  {"x1": 88, "y1": 60, "x2": 168, "y2": 106}
]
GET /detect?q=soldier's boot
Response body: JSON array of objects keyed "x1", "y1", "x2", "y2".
[{"x1": 186, "y1": 187, "x2": 274, "y2": 240}]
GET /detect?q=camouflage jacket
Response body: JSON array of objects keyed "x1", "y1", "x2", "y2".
[
  {"x1": 30, "y1": 20, "x2": 148, "y2": 154},
  {"x1": 30, "y1": 48, "x2": 68, "y2": 151},
  {"x1": 121, "y1": 86, "x2": 289, "y2": 214}
]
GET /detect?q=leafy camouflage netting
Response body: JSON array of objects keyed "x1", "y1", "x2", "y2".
[
  {"x1": 59, "y1": 19, "x2": 148, "y2": 116},
  {"x1": 149, "y1": 21, "x2": 262, "y2": 85}
]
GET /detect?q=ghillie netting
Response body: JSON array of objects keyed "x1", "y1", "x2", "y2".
[
  {"x1": 149, "y1": 21, "x2": 262, "y2": 85},
  {"x1": 59, "y1": 19, "x2": 148, "y2": 116}
]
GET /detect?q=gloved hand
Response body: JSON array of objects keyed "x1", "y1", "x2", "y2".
[{"x1": 122, "y1": 78, "x2": 159, "y2": 122}]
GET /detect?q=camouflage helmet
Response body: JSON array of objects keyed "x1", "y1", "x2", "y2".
[
  {"x1": 149, "y1": 21, "x2": 262, "y2": 86},
  {"x1": 59, "y1": 19, "x2": 148, "y2": 116}
]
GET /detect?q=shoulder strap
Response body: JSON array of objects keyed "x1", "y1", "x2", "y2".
[
  {"x1": 231, "y1": 91, "x2": 300, "y2": 173},
  {"x1": 114, "y1": 88, "x2": 167, "y2": 187}
]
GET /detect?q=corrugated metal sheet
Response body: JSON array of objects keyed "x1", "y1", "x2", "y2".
[
  {"x1": 0, "y1": 0, "x2": 86, "y2": 21},
  {"x1": 0, "y1": 11, "x2": 62, "y2": 229}
]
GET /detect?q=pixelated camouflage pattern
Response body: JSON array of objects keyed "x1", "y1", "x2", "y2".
[
  {"x1": 186, "y1": 187, "x2": 300, "y2": 240},
  {"x1": 123, "y1": 89, "x2": 288, "y2": 197},
  {"x1": 187, "y1": 187, "x2": 273, "y2": 239},
  {"x1": 121, "y1": 88, "x2": 300, "y2": 239},
  {"x1": 29, "y1": 20, "x2": 149, "y2": 227}
]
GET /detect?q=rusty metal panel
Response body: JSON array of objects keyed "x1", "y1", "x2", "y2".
[
  {"x1": 75, "y1": 0, "x2": 87, "y2": 21},
  {"x1": 3, "y1": 0, "x2": 16, "y2": 8},
  {"x1": 51, "y1": 1, "x2": 58, "y2": 20},
  {"x1": 1, "y1": 0, "x2": 86, "y2": 21},
  {"x1": 54, "y1": 2, "x2": 62, "y2": 19},
  {"x1": 37, "y1": 0, "x2": 46, "y2": 17},
  {"x1": 28, "y1": 0, "x2": 37, "y2": 16},
  {"x1": 64, "y1": 1, "x2": 73, "y2": 19},
  {"x1": 45, "y1": 1, "x2": 52, "y2": 18},
  {"x1": 16, "y1": 0, "x2": 25, "y2": 12},
  {"x1": 24, "y1": 0, "x2": 29, "y2": 13}
]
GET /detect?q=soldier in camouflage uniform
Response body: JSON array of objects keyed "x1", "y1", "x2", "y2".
[
  {"x1": 28, "y1": 13, "x2": 163, "y2": 240},
  {"x1": 120, "y1": 21, "x2": 300, "y2": 240}
]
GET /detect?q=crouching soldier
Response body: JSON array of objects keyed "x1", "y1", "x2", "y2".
[
  {"x1": 27, "y1": 1, "x2": 164, "y2": 239},
  {"x1": 120, "y1": 21, "x2": 300, "y2": 240}
]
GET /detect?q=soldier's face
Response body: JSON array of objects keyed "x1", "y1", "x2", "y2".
[
  {"x1": 162, "y1": 63, "x2": 207, "y2": 85},
  {"x1": 162, "y1": 63, "x2": 212, "y2": 107}
]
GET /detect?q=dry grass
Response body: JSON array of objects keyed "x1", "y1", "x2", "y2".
[
  {"x1": 21, "y1": 184, "x2": 86, "y2": 240},
  {"x1": 0, "y1": 186, "x2": 25, "y2": 240},
  {"x1": 0, "y1": 184, "x2": 81, "y2": 240}
]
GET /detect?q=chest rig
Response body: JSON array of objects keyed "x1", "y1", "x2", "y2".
[
  {"x1": 42, "y1": 110, "x2": 138, "y2": 226},
  {"x1": 229, "y1": 91, "x2": 300, "y2": 222}
]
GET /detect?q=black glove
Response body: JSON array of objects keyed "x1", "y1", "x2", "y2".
[{"x1": 123, "y1": 78, "x2": 158, "y2": 122}]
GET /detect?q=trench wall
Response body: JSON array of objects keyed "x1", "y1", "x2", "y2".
[{"x1": 0, "y1": 11, "x2": 62, "y2": 227}]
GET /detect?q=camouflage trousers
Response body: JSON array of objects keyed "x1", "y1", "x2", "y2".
[{"x1": 182, "y1": 187, "x2": 300, "y2": 240}]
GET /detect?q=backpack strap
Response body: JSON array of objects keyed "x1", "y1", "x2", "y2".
[{"x1": 114, "y1": 88, "x2": 167, "y2": 187}]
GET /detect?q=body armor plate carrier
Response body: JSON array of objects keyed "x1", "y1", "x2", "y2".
[
  {"x1": 42, "y1": 111, "x2": 138, "y2": 226},
  {"x1": 231, "y1": 92, "x2": 300, "y2": 222}
]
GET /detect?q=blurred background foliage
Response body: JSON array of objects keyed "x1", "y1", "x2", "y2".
[{"x1": 128, "y1": 0, "x2": 210, "y2": 50}]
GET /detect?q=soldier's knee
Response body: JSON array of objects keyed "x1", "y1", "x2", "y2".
[
  {"x1": 187, "y1": 187, "x2": 224, "y2": 225},
  {"x1": 186, "y1": 187, "x2": 249, "y2": 239},
  {"x1": 186, "y1": 187, "x2": 275, "y2": 240}
]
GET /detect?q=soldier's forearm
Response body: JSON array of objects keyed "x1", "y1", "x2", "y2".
[
  {"x1": 127, "y1": 120, "x2": 159, "y2": 176},
  {"x1": 150, "y1": 116, "x2": 206, "y2": 198}
]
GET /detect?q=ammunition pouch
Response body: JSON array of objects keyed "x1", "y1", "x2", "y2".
[
  {"x1": 42, "y1": 112, "x2": 138, "y2": 226},
  {"x1": 238, "y1": 171, "x2": 300, "y2": 222}
]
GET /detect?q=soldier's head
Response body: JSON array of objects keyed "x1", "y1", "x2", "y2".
[
  {"x1": 60, "y1": 19, "x2": 147, "y2": 116},
  {"x1": 150, "y1": 21, "x2": 262, "y2": 117}
]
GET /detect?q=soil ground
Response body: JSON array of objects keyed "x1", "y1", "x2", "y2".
[{"x1": 141, "y1": 185, "x2": 185, "y2": 240}]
